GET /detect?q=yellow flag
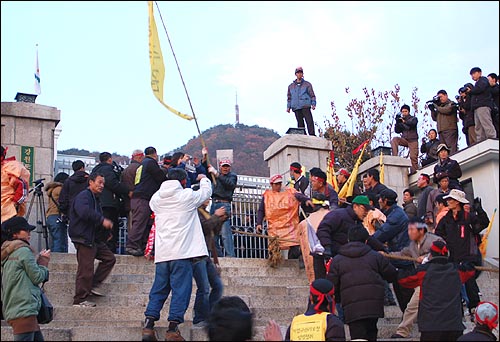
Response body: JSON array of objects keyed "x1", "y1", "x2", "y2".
[
  {"x1": 338, "y1": 143, "x2": 368, "y2": 199},
  {"x1": 148, "y1": 1, "x2": 193, "y2": 120},
  {"x1": 379, "y1": 152, "x2": 385, "y2": 185},
  {"x1": 327, "y1": 152, "x2": 339, "y2": 192},
  {"x1": 479, "y1": 208, "x2": 496, "y2": 258}
]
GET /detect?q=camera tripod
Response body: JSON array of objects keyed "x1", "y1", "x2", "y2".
[{"x1": 25, "y1": 178, "x2": 49, "y2": 250}]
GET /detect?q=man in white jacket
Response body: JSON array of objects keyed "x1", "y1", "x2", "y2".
[{"x1": 142, "y1": 168, "x2": 211, "y2": 342}]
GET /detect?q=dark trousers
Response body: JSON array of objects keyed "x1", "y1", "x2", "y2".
[
  {"x1": 73, "y1": 241, "x2": 116, "y2": 304},
  {"x1": 348, "y1": 317, "x2": 379, "y2": 341},
  {"x1": 464, "y1": 276, "x2": 481, "y2": 310},
  {"x1": 294, "y1": 108, "x2": 315, "y2": 135},
  {"x1": 420, "y1": 330, "x2": 463, "y2": 341},
  {"x1": 102, "y1": 206, "x2": 120, "y2": 253},
  {"x1": 439, "y1": 129, "x2": 459, "y2": 155},
  {"x1": 127, "y1": 198, "x2": 153, "y2": 251},
  {"x1": 393, "y1": 280, "x2": 414, "y2": 313},
  {"x1": 313, "y1": 255, "x2": 327, "y2": 280}
]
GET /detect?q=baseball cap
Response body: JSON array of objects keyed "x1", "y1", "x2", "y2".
[
  {"x1": 351, "y1": 195, "x2": 374, "y2": 210},
  {"x1": 436, "y1": 143, "x2": 450, "y2": 153},
  {"x1": 1, "y1": 216, "x2": 36, "y2": 235},
  {"x1": 295, "y1": 66, "x2": 303, "y2": 73},
  {"x1": 443, "y1": 189, "x2": 469, "y2": 204},
  {"x1": 219, "y1": 159, "x2": 232, "y2": 167},
  {"x1": 269, "y1": 174, "x2": 283, "y2": 184},
  {"x1": 475, "y1": 301, "x2": 498, "y2": 330},
  {"x1": 335, "y1": 168, "x2": 350, "y2": 178}
]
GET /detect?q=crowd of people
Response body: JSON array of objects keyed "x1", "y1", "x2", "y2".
[{"x1": 0, "y1": 65, "x2": 498, "y2": 342}]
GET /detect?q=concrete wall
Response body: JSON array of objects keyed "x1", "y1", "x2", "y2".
[
  {"x1": 408, "y1": 139, "x2": 499, "y2": 259},
  {"x1": 263, "y1": 134, "x2": 332, "y2": 179},
  {"x1": 1, "y1": 101, "x2": 61, "y2": 252}
]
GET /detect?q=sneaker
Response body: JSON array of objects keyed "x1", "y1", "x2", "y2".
[
  {"x1": 73, "y1": 300, "x2": 96, "y2": 307},
  {"x1": 391, "y1": 333, "x2": 406, "y2": 338},
  {"x1": 141, "y1": 328, "x2": 158, "y2": 341},
  {"x1": 165, "y1": 328, "x2": 185, "y2": 341},
  {"x1": 90, "y1": 286, "x2": 106, "y2": 297},
  {"x1": 126, "y1": 247, "x2": 143, "y2": 256}
]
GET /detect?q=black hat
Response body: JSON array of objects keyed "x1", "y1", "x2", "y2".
[
  {"x1": 1, "y1": 216, "x2": 36, "y2": 235},
  {"x1": 379, "y1": 188, "x2": 398, "y2": 202},
  {"x1": 309, "y1": 167, "x2": 327, "y2": 181}
]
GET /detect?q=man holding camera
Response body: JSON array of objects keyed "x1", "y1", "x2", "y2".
[
  {"x1": 429, "y1": 90, "x2": 459, "y2": 155},
  {"x1": 457, "y1": 83, "x2": 476, "y2": 146},
  {"x1": 391, "y1": 104, "x2": 419, "y2": 173},
  {"x1": 420, "y1": 128, "x2": 441, "y2": 167}
]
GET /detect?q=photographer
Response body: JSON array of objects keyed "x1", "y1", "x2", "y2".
[
  {"x1": 420, "y1": 128, "x2": 441, "y2": 167},
  {"x1": 457, "y1": 83, "x2": 476, "y2": 146},
  {"x1": 429, "y1": 90, "x2": 459, "y2": 155},
  {"x1": 467, "y1": 67, "x2": 496, "y2": 143},
  {"x1": 391, "y1": 104, "x2": 419, "y2": 173},
  {"x1": 487, "y1": 72, "x2": 499, "y2": 138}
]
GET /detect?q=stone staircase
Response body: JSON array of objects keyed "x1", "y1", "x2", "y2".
[{"x1": 1, "y1": 253, "x2": 498, "y2": 341}]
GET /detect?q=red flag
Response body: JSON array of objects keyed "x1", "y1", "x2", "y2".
[{"x1": 352, "y1": 139, "x2": 370, "y2": 155}]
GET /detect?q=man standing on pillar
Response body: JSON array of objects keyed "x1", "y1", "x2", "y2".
[{"x1": 287, "y1": 66, "x2": 317, "y2": 136}]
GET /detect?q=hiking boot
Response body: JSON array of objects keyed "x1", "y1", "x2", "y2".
[
  {"x1": 165, "y1": 328, "x2": 185, "y2": 341},
  {"x1": 91, "y1": 285, "x2": 106, "y2": 297},
  {"x1": 73, "y1": 300, "x2": 96, "y2": 307},
  {"x1": 141, "y1": 328, "x2": 158, "y2": 341}
]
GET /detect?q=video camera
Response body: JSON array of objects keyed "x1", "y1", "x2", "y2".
[
  {"x1": 30, "y1": 178, "x2": 45, "y2": 193},
  {"x1": 426, "y1": 95, "x2": 441, "y2": 111}
]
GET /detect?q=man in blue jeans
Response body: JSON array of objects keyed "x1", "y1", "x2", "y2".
[
  {"x1": 142, "y1": 169, "x2": 212, "y2": 341},
  {"x1": 192, "y1": 198, "x2": 226, "y2": 327},
  {"x1": 207, "y1": 158, "x2": 237, "y2": 257}
]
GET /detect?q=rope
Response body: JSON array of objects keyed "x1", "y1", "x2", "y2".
[
  {"x1": 231, "y1": 229, "x2": 299, "y2": 244},
  {"x1": 381, "y1": 252, "x2": 499, "y2": 273},
  {"x1": 154, "y1": 1, "x2": 216, "y2": 184}
]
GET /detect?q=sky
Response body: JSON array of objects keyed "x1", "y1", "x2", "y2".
[{"x1": 1, "y1": 1, "x2": 499, "y2": 157}]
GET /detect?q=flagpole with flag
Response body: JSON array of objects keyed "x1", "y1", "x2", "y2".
[
  {"x1": 34, "y1": 44, "x2": 41, "y2": 95},
  {"x1": 327, "y1": 150, "x2": 339, "y2": 192},
  {"x1": 379, "y1": 152, "x2": 385, "y2": 184},
  {"x1": 338, "y1": 139, "x2": 370, "y2": 199}
]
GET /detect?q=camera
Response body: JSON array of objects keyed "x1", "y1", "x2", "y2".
[
  {"x1": 458, "y1": 86, "x2": 469, "y2": 94},
  {"x1": 395, "y1": 113, "x2": 402, "y2": 121}
]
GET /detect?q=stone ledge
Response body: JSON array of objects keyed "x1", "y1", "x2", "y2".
[{"x1": 263, "y1": 134, "x2": 331, "y2": 161}]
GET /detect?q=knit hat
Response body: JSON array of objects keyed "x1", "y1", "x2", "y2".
[
  {"x1": 351, "y1": 195, "x2": 374, "y2": 211},
  {"x1": 430, "y1": 240, "x2": 448, "y2": 257},
  {"x1": 310, "y1": 279, "x2": 335, "y2": 313},
  {"x1": 475, "y1": 301, "x2": 498, "y2": 330}
]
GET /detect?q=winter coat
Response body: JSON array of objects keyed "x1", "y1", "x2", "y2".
[
  {"x1": 317, "y1": 206, "x2": 360, "y2": 256},
  {"x1": 58, "y1": 170, "x2": 89, "y2": 215},
  {"x1": 330, "y1": 241, "x2": 397, "y2": 324},
  {"x1": 490, "y1": 83, "x2": 500, "y2": 110},
  {"x1": 458, "y1": 94, "x2": 475, "y2": 129},
  {"x1": 420, "y1": 138, "x2": 441, "y2": 161},
  {"x1": 435, "y1": 208, "x2": 489, "y2": 264},
  {"x1": 403, "y1": 200, "x2": 418, "y2": 219},
  {"x1": 433, "y1": 158, "x2": 462, "y2": 190},
  {"x1": 417, "y1": 185, "x2": 434, "y2": 220},
  {"x1": 133, "y1": 156, "x2": 167, "y2": 201},
  {"x1": 394, "y1": 114, "x2": 418, "y2": 141},
  {"x1": 311, "y1": 184, "x2": 339, "y2": 211},
  {"x1": 211, "y1": 171, "x2": 237, "y2": 202},
  {"x1": 431, "y1": 99, "x2": 459, "y2": 133},
  {"x1": 150, "y1": 177, "x2": 211, "y2": 263},
  {"x1": 1, "y1": 239, "x2": 49, "y2": 322},
  {"x1": 68, "y1": 188, "x2": 106, "y2": 247},
  {"x1": 1, "y1": 157, "x2": 30, "y2": 223},
  {"x1": 398, "y1": 256, "x2": 475, "y2": 333},
  {"x1": 287, "y1": 78, "x2": 317, "y2": 111},
  {"x1": 373, "y1": 204, "x2": 412, "y2": 268},
  {"x1": 91, "y1": 162, "x2": 129, "y2": 209},
  {"x1": 45, "y1": 181, "x2": 63, "y2": 217},
  {"x1": 120, "y1": 160, "x2": 142, "y2": 212},
  {"x1": 470, "y1": 76, "x2": 494, "y2": 110}
]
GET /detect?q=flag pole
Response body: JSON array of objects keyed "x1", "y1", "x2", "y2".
[{"x1": 153, "y1": 2, "x2": 212, "y2": 166}]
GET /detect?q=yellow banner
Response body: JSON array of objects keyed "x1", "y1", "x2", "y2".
[
  {"x1": 379, "y1": 152, "x2": 385, "y2": 185},
  {"x1": 148, "y1": 1, "x2": 193, "y2": 120}
]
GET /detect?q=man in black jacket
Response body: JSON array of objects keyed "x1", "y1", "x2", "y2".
[
  {"x1": 330, "y1": 224, "x2": 397, "y2": 341},
  {"x1": 420, "y1": 129, "x2": 441, "y2": 167},
  {"x1": 398, "y1": 240, "x2": 476, "y2": 341},
  {"x1": 467, "y1": 67, "x2": 496, "y2": 142},
  {"x1": 391, "y1": 104, "x2": 419, "y2": 173},
  {"x1": 487, "y1": 72, "x2": 499, "y2": 138},
  {"x1": 58, "y1": 160, "x2": 89, "y2": 216},
  {"x1": 126, "y1": 147, "x2": 166, "y2": 256},
  {"x1": 433, "y1": 144, "x2": 463, "y2": 190},
  {"x1": 92, "y1": 152, "x2": 130, "y2": 253},
  {"x1": 69, "y1": 173, "x2": 115, "y2": 306}
]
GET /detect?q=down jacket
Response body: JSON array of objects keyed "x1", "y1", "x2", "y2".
[
  {"x1": 330, "y1": 241, "x2": 397, "y2": 324},
  {"x1": 287, "y1": 79, "x2": 316, "y2": 111}
]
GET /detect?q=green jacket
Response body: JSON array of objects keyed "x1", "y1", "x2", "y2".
[{"x1": 1, "y1": 239, "x2": 49, "y2": 321}]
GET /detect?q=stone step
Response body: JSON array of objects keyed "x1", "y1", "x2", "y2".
[{"x1": 0, "y1": 326, "x2": 72, "y2": 341}]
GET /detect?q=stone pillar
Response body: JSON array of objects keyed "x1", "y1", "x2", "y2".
[
  {"x1": 1, "y1": 97, "x2": 61, "y2": 252},
  {"x1": 263, "y1": 134, "x2": 332, "y2": 180},
  {"x1": 358, "y1": 155, "x2": 411, "y2": 207}
]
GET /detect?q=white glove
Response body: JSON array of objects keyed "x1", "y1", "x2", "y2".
[{"x1": 208, "y1": 166, "x2": 218, "y2": 176}]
